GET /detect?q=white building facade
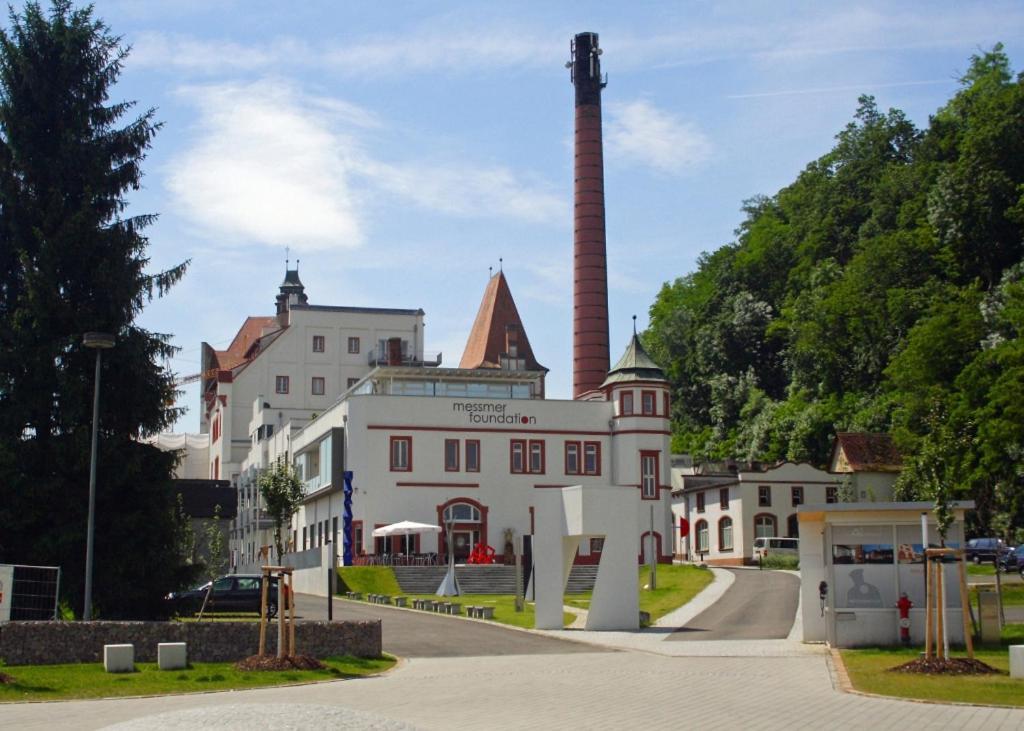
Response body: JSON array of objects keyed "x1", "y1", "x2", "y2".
[
  {"x1": 287, "y1": 357, "x2": 674, "y2": 566},
  {"x1": 212, "y1": 269, "x2": 435, "y2": 568},
  {"x1": 672, "y1": 462, "x2": 842, "y2": 565}
]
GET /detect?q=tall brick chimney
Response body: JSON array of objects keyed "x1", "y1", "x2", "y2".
[{"x1": 569, "y1": 32, "x2": 610, "y2": 399}]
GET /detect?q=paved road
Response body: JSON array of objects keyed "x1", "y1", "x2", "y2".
[
  {"x1": 669, "y1": 569, "x2": 799, "y2": 641},
  {"x1": 293, "y1": 593, "x2": 601, "y2": 658}
]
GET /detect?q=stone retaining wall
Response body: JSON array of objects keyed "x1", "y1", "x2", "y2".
[{"x1": 0, "y1": 620, "x2": 381, "y2": 666}]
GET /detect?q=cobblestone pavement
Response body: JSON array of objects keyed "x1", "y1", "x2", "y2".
[
  {"x1": 6, "y1": 572, "x2": 1024, "y2": 730},
  {"x1": 5, "y1": 650, "x2": 1024, "y2": 730}
]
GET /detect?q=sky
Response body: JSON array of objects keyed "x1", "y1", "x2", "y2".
[{"x1": 79, "y1": 1, "x2": 1024, "y2": 432}]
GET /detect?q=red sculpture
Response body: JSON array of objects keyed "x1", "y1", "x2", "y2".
[{"x1": 467, "y1": 543, "x2": 497, "y2": 565}]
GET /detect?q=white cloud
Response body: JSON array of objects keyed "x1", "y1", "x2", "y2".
[
  {"x1": 355, "y1": 158, "x2": 567, "y2": 225},
  {"x1": 605, "y1": 100, "x2": 711, "y2": 175},
  {"x1": 165, "y1": 80, "x2": 366, "y2": 252},
  {"x1": 132, "y1": 27, "x2": 560, "y2": 77},
  {"x1": 165, "y1": 80, "x2": 566, "y2": 251}
]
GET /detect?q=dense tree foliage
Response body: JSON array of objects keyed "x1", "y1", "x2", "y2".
[
  {"x1": 646, "y1": 46, "x2": 1024, "y2": 534},
  {"x1": 0, "y1": 1, "x2": 191, "y2": 617}
]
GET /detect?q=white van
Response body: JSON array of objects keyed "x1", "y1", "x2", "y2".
[{"x1": 753, "y1": 536, "x2": 799, "y2": 562}]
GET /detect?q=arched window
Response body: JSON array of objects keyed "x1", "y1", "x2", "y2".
[
  {"x1": 787, "y1": 514, "x2": 799, "y2": 538},
  {"x1": 695, "y1": 520, "x2": 709, "y2": 553},
  {"x1": 718, "y1": 517, "x2": 733, "y2": 551},
  {"x1": 754, "y1": 514, "x2": 777, "y2": 539},
  {"x1": 443, "y1": 503, "x2": 481, "y2": 523}
]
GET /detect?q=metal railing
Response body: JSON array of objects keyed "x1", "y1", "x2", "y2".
[{"x1": 367, "y1": 350, "x2": 442, "y2": 367}]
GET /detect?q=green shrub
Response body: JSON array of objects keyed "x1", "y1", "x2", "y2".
[{"x1": 760, "y1": 554, "x2": 799, "y2": 570}]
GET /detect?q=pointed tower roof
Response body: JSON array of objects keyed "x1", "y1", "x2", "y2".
[
  {"x1": 601, "y1": 334, "x2": 666, "y2": 387},
  {"x1": 460, "y1": 272, "x2": 545, "y2": 371}
]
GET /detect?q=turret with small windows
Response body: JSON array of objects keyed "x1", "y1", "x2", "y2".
[{"x1": 275, "y1": 265, "x2": 308, "y2": 325}]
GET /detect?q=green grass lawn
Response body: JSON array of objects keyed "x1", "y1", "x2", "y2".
[
  {"x1": 968, "y1": 582, "x2": 1024, "y2": 607},
  {"x1": 0, "y1": 655, "x2": 395, "y2": 702},
  {"x1": 565, "y1": 564, "x2": 714, "y2": 625},
  {"x1": 841, "y1": 633, "x2": 1024, "y2": 707},
  {"x1": 967, "y1": 563, "x2": 997, "y2": 577},
  {"x1": 337, "y1": 566, "x2": 402, "y2": 595},
  {"x1": 337, "y1": 563, "x2": 712, "y2": 628}
]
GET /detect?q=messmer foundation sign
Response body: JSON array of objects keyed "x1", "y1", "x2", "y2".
[{"x1": 452, "y1": 402, "x2": 537, "y2": 426}]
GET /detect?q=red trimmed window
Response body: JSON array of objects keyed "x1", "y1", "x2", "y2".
[
  {"x1": 791, "y1": 486, "x2": 804, "y2": 507},
  {"x1": 641, "y1": 390, "x2": 656, "y2": 415},
  {"x1": 390, "y1": 436, "x2": 412, "y2": 472},
  {"x1": 565, "y1": 441, "x2": 581, "y2": 475},
  {"x1": 312, "y1": 335, "x2": 325, "y2": 353},
  {"x1": 465, "y1": 440, "x2": 480, "y2": 472},
  {"x1": 720, "y1": 487, "x2": 729, "y2": 510},
  {"x1": 826, "y1": 486, "x2": 838, "y2": 504},
  {"x1": 311, "y1": 376, "x2": 325, "y2": 395},
  {"x1": 510, "y1": 440, "x2": 525, "y2": 474},
  {"x1": 444, "y1": 439, "x2": 460, "y2": 472},
  {"x1": 620, "y1": 391, "x2": 634, "y2": 416},
  {"x1": 696, "y1": 491, "x2": 705, "y2": 513},
  {"x1": 640, "y1": 451, "x2": 659, "y2": 499},
  {"x1": 758, "y1": 485, "x2": 771, "y2": 507},
  {"x1": 663, "y1": 392, "x2": 670, "y2": 419},
  {"x1": 583, "y1": 442, "x2": 601, "y2": 475},
  {"x1": 529, "y1": 440, "x2": 545, "y2": 474},
  {"x1": 275, "y1": 375, "x2": 289, "y2": 394}
]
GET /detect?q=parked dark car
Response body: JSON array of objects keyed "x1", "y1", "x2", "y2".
[
  {"x1": 166, "y1": 574, "x2": 290, "y2": 617},
  {"x1": 964, "y1": 537, "x2": 1007, "y2": 564},
  {"x1": 998, "y1": 545, "x2": 1024, "y2": 573}
]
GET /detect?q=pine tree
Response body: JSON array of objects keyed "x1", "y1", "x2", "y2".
[{"x1": 0, "y1": 1, "x2": 192, "y2": 618}]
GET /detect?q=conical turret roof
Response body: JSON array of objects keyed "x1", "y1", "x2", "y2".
[
  {"x1": 460, "y1": 272, "x2": 545, "y2": 371},
  {"x1": 601, "y1": 334, "x2": 666, "y2": 387}
]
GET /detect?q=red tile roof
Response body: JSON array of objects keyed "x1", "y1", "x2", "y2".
[
  {"x1": 460, "y1": 272, "x2": 544, "y2": 371},
  {"x1": 214, "y1": 316, "x2": 280, "y2": 371},
  {"x1": 831, "y1": 433, "x2": 903, "y2": 473}
]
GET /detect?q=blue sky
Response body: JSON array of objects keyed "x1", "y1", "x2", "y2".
[{"x1": 87, "y1": 1, "x2": 1023, "y2": 432}]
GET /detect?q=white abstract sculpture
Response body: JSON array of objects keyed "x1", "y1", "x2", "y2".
[{"x1": 534, "y1": 485, "x2": 639, "y2": 631}]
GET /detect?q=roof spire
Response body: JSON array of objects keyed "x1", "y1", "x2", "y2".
[
  {"x1": 489, "y1": 266, "x2": 493, "y2": 278},
  {"x1": 285, "y1": 245, "x2": 290, "y2": 268},
  {"x1": 499, "y1": 257, "x2": 503, "y2": 273},
  {"x1": 460, "y1": 271, "x2": 545, "y2": 372},
  {"x1": 632, "y1": 314, "x2": 637, "y2": 335}
]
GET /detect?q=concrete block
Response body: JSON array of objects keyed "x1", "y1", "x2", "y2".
[
  {"x1": 104, "y1": 644, "x2": 134, "y2": 673},
  {"x1": 480, "y1": 607, "x2": 495, "y2": 620},
  {"x1": 158, "y1": 642, "x2": 187, "y2": 671},
  {"x1": 1011, "y1": 645, "x2": 1024, "y2": 679}
]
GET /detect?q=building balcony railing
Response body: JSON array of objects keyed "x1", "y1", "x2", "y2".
[
  {"x1": 367, "y1": 349, "x2": 442, "y2": 368},
  {"x1": 304, "y1": 474, "x2": 324, "y2": 495}
]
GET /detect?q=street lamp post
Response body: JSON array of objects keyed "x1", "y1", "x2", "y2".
[{"x1": 82, "y1": 332, "x2": 115, "y2": 621}]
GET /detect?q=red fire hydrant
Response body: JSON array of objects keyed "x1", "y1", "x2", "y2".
[{"x1": 896, "y1": 592, "x2": 913, "y2": 646}]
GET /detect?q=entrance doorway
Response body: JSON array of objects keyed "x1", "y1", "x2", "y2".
[{"x1": 452, "y1": 530, "x2": 479, "y2": 561}]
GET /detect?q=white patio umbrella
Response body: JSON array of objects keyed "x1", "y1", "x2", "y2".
[{"x1": 371, "y1": 520, "x2": 442, "y2": 537}]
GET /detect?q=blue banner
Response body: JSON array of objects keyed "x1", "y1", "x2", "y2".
[{"x1": 342, "y1": 470, "x2": 354, "y2": 566}]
